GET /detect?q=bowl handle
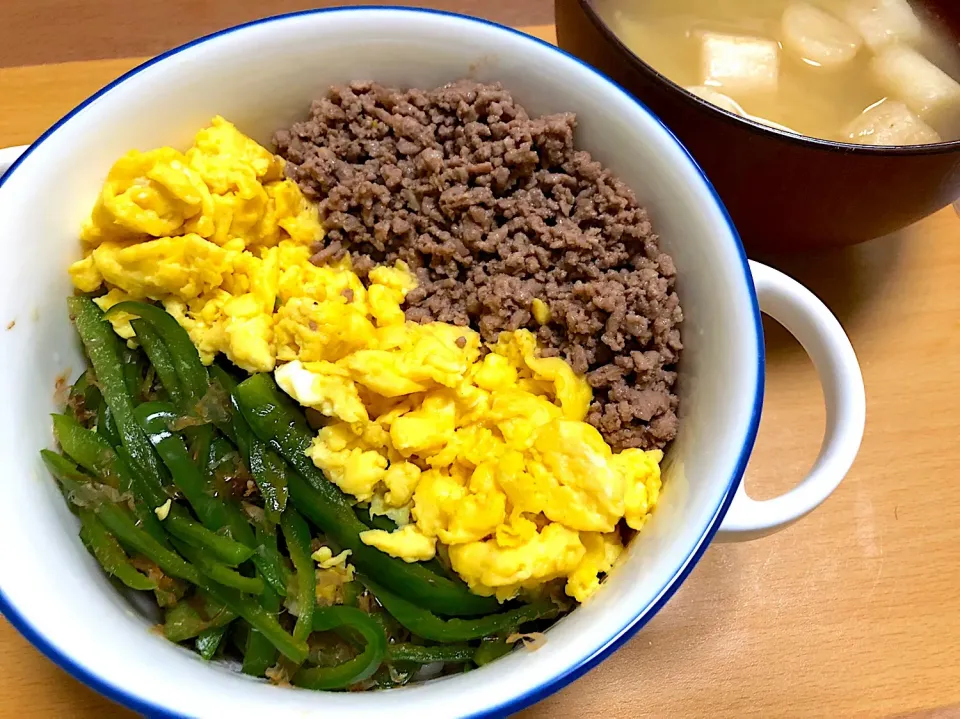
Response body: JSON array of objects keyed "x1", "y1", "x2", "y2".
[
  {"x1": 716, "y1": 260, "x2": 866, "y2": 541},
  {"x1": 0, "y1": 145, "x2": 28, "y2": 178}
]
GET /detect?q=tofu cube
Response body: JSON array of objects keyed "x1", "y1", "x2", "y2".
[
  {"x1": 871, "y1": 45, "x2": 960, "y2": 130},
  {"x1": 700, "y1": 32, "x2": 780, "y2": 97},
  {"x1": 844, "y1": 99, "x2": 941, "y2": 145},
  {"x1": 843, "y1": 0, "x2": 922, "y2": 51}
]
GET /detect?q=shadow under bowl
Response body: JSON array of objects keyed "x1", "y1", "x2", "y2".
[{"x1": 555, "y1": 0, "x2": 960, "y2": 254}]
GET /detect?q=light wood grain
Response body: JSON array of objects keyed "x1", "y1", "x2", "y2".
[
  {"x1": 0, "y1": 0, "x2": 553, "y2": 68},
  {"x1": 0, "y1": 25, "x2": 557, "y2": 149},
  {"x1": 2, "y1": 20, "x2": 960, "y2": 719},
  {"x1": 0, "y1": 58, "x2": 145, "y2": 147}
]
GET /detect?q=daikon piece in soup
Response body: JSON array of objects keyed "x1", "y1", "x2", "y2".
[{"x1": 597, "y1": 0, "x2": 960, "y2": 145}]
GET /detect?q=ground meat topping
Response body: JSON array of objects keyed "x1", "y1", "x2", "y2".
[{"x1": 274, "y1": 80, "x2": 682, "y2": 451}]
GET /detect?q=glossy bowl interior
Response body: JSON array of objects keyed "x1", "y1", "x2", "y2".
[
  {"x1": 556, "y1": 0, "x2": 960, "y2": 254},
  {"x1": 0, "y1": 8, "x2": 764, "y2": 717}
]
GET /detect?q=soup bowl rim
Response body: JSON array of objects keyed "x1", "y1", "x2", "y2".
[{"x1": 575, "y1": 0, "x2": 960, "y2": 155}]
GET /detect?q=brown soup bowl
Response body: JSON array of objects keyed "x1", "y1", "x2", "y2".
[{"x1": 555, "y1": 0, "x2": 960, "y2": 254}]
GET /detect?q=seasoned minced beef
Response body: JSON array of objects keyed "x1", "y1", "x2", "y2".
[{"x1": 274, "y1": 81, "x2": 683, "y2": 451}]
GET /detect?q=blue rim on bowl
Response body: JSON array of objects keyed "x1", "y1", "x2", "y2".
[{"x1": 0, "y1": 7, "x2": 764, "y2": 717}]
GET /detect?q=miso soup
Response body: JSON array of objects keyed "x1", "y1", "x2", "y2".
[{"x1": 597, "y1": 0, "x2": 960, "y2": 144}]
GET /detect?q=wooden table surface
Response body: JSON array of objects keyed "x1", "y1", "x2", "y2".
[{"x1": 2, "y1": 4, "x2": 960, "y2": 718}]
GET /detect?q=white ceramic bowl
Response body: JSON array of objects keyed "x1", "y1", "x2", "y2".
[{"x1": 0, "y1": 8, "x2": 866, "y2": 718}]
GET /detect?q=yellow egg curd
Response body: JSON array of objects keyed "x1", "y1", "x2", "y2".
[
  {"x1": 279, "y1": 324, "x2": 663, "y2": 604},
  {"x1": 67, "y1": 115, "x2": 376, "y2": 374}
]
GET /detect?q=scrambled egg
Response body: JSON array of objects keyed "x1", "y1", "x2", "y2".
[
  {"x1": 67, "y1": 116, "x2": 367, "y2": 373},
  {"x1": 72, "y1": 119, "x2": 665, "y2": 605},
  {"x1": 281, "y1": 321, "x2": 663, "y2": 603}
]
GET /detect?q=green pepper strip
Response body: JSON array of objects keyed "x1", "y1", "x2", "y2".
[
  {"x1": 252, "y1": 525, "x2": 289, "y2": 598},
  {"x1": 108, "y1": 430, "x2": 236, "y2": 560},
  {"x1": 210, "y1": 365, "x2": 288, "y2": 517},
  {"x1": 54, "y1": 413, "x2": 126, "y2": 490},
  {"x1": 130, "y1": 318, "x2": 183, "y2": 406},
  {"x1": 293, "y1": 607, "x2": 387, "y2": 690},
  {"x1": 96, "y1": 401, "x2": 122, "y2": 448},
  {"x1": 241, "y1": 582, "x2": 280, "y2": 677},
  {"x1": 203, "y1": 372, "x2": 237, "y2": 444},
  {"x1": 163, "y1": 511, "x2": 253, "y2": 566},
  {"x1": 280, "y1": 508, "x2": 315, "y2": 645},
  {"x1": 45, "y1": 448, "x2": 306, "y2": 661},
  {"x1": 135, "y1": 401, "x2": 255, "y2": 549},
  {"x1": 386, "y1": 643, "x2": 475, "y2": 664},
  {"x1": 247, "y1": 436, "x2": 290, "y2": 518},
  {"x1": 92, "y1": 503, "x2": 200, "y2": 583},
  {"x1": 196, "y1": 625, "x2": 227, "y2": 661},
  {"x1": 202, "y1": 582, "x2": 307, "y2": 663},
  {"x1": 207, "y1": 436, "x2": 235, "y2": 473},
  {"x1": 134, "y1": 380, "x2": 269, "y2": 571},
  {"x1": 162, "y1": 600, "x2": 237, "y2": 643},
  {"x1": 111, "y1": 442, "x2": 252, "y2": 565},
  {"x1": 77, "y1": 509, "x2": 157, "y2": 591},
  {"x1": 473, "y1": 637, "x2": 514, "y2": 666},
  {"x1": 360, "y1": 577, "x2": 559, "y2": 643},
  {"x1": 106, "y1": 301, "x2": 208, "y2": 405},
  {"x1": 190, "y1": 425, "x2": 214, "y2": 476},
  {"x1": 42, "y1": 451, "x2": 203, "y2": 584},
  {"x1": 171, "y1": 539, "x2": 264, "y2": 595},
  {"x1": 52, "y1": 411, "x2": 250, "y2": 563},
  {"x1": 135, "y1": 402, "x2": 229, "y2": 528},
  {"x1": 207, "y1": 365, "x2": 242, "y2": 444},
  {"x1": 45, "y1": 451, "x2": 249, "y2": 592},
  {"x1": 68, "y1": 297, "x2": 168, "y2": 493},
  {"x1": 233, "y1": 374, "x2": 499, "y2": 618},
  {"x1": 52, "y1": 414, "x2": 169, "y2": 546},
  {"x1": 120, "y1": 345, "x2": 145, "y2": 401},
  {"x1": 129, "y1": 315, "x2": 216, "y2": 482},
  {"x1": 210, "y1": 365, "x2": 290, "y2": 536}
]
